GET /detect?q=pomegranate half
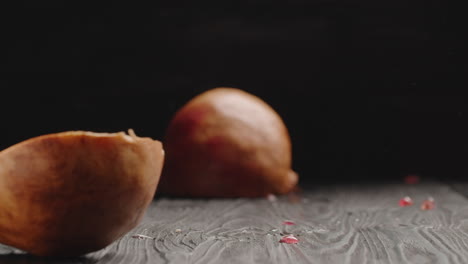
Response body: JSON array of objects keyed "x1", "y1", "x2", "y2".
[{"x1": 0, "y1": 130, "x2": 164, "y2": 256}]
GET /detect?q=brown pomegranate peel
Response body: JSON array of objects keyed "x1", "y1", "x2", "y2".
[{"x1": 0, "y1": 130, "x2": 164, "y2": 256}]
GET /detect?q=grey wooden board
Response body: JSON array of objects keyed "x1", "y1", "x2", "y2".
[{"x1": 2, "y1": 182, "x2": 468, "y2": 263}]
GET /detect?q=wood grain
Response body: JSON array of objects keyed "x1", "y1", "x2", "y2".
[{"x1": 2, "y1": 182, "x2": 468, "y2": 263}]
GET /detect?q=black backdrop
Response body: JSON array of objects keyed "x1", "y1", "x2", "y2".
[{"x1": 1, "y1": 2, "x2": 467, "y2": 184}]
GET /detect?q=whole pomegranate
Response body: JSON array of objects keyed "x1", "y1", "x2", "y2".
[{"x1": 159, "y1": 87, "x2": 298, "y2": 197}]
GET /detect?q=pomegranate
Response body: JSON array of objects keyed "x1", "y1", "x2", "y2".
[
  {"x1": 0, "y1": 130, "x2": 164, "y2": 256},
  {"x1": 159, "y1": 87, "x2": 298, "y2": 197}
]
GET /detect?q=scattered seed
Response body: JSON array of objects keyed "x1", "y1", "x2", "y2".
[
  {"x1": 399, "y1": 196, "x2": 413, "y2": 207},
  {"x1": 175, "y1": 229, "x2": 182, "y2": 233},
  {"x1": 421, "y1": 197, "x2": 435, "y2": 210},
  {"x1": 404, "y1": 174, "x2": 420, "y2": 184},
  {"x1": 279, "y1": 234, "x2": 299, "y2": 244},
  {"x1": 266, "y1": 194, "x2": 277, "y2": 202},
  {"x1": 282, "y1": 220, "x2": 295, "y2": 226}
]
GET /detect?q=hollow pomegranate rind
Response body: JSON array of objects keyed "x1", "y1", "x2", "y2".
[{"x1": 0, "y1": 130, "x2": 164, "y2": 256}]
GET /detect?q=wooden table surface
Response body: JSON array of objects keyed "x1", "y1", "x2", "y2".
[{"x1": 1, "y1": 182, "x2": 468, "y2": 263}]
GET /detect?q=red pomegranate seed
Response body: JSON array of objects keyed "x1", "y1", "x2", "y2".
[
  {"x1": 404, "y1": 174, "x2": 420, "y2": 184},
  {"x1": 279, "y1": 235, "x2": 299, "y2": 244},
  {"x1": 421, "y1": 197, "x2": 435, "y2": 210},
  {"x1": 282, "y1": 220, "x2": 295, "y2": 226},
  {"x1": 266, "y1": 194, "x2": 277, "y2": 202},
  {"x1": 399, "y1": 196, "x2": 413, "y2": 207}
]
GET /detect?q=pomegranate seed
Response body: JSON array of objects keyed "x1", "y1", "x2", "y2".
[
  {"x1": 279, "y1": 235, "x2": 299, "y2": 244},
  {"x1": 421, "y1": 197, "x2": 435, "y2": 210},
  {"x1": 404, "y1": 174, "x2": 420, "y2": 184},
  {"x1": 282, "y1": 220, "x2": 295, "y2": 226},
  {"x1": 399, "y1": 196, "x2": 413, "y2": 207},
  {"x1": 266, "y1": 194, "x2": 277, "y2": 202}
]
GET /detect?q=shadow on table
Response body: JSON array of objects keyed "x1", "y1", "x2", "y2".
[
  {"x1": 0, "y1": 247, "x2": 102, "y2": 264},
  {"x1": 0, "y1": 244, "x2": 121, "y2": 264},
  {"x1": 0, "y1": 254, "x2": 96, "y2": 264}
]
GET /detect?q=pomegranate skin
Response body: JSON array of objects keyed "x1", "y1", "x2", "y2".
[
  {"x1": 159, "y1": 87, "x2": 298, "y2": 198},
  {"x1": 0, "y1": 130, "x2": 164, "y2": 256}
]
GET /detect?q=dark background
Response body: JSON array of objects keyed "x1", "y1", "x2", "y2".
[{"x1": 1, "y1": 2, "x2": 467, "y2": 184}]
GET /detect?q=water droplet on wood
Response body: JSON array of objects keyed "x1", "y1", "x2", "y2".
[{"x1": 132, "y1": 234, "x2": 153, "y2": 240}]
